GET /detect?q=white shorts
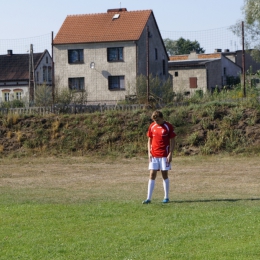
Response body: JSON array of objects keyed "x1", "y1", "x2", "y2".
[{"x1": 148, "y1": 157, "x2": 171, "y2": 171}]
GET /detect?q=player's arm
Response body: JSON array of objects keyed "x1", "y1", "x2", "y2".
[
  {"x1": 167, "y1": 138, "x2": 175, "y2": 163},
  {"x1": 148, "y1": 137, "x2": 152, "y2": 160}
]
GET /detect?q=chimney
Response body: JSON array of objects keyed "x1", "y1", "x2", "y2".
[
  {"x1": 7, "y1": 50, "x2": 13, "y2": 56},
  {"x1": 224, "y1": 49, "x2": 230, "y2": 53},
  {"x1": 214, "y1": 49, "x2": 222, "y2": 53}
]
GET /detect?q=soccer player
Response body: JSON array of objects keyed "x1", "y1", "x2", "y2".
[{"x1": 142, "y1": 110, "x2": 176, "y2": 204}]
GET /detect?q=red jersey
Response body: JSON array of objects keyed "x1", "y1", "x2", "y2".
[{"x1": 147, "y1": 121, "x2": 176, "y2": 157}]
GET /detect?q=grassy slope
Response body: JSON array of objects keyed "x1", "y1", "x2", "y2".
[{"x1": 1, "y1": 98, "x2": 260, "y2": 158}]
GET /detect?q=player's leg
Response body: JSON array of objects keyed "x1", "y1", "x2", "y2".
[
  {"x1": 143, "y1": 170, "x2": 157, "y2": 204},
  {"x1": 162, "y1": 169, "x2": 170, "y2": 203},
  {"x1": 143, "y1": 157, "x2": 159, "y2": 204}
]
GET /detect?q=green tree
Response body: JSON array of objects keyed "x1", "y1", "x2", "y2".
[
  {"x1": 163, "y1": 37, "x2": 205, "y2": 55},
  {"x1": 135, "y1": 75, "x2": 174, "y2": 105},
  {"x1": 35, "y1": 84, "x2": 53, "y2": 107},
  {"x1": 230, "y1": 0, "x2": 260, "y2": 61}
]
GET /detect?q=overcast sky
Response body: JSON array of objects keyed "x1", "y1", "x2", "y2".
[{"x1": 0, "y1": 0, "x2": 245, "y2": 54}]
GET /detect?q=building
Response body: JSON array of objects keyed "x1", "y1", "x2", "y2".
[
  {"x1": 0, "y1": 49, "x2": 53, "y2": 104},
  {"x1": 168, "y1": 51, "x2": 241, "y2": 96},
  {"x1": 223, "y1": 49, "x2": 260, "y2": 74},
  {"x1": 53, "y1": 8, "x2": 168, "y2": 104}
]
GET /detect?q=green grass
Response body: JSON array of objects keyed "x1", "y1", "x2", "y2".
[{"x1": 1, "y1": 199, "x2": 260, "y2": 259}]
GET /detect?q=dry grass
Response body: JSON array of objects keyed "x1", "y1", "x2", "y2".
[
  {"x1": 16, "y1": 130, "x2": 23, "y2": 142},
  {"x1": 0, "y1": 155, "x2": 259, "y2": 203},
  {"x1": 6, "y1": 131, "x2": 12, "y2": 139}
]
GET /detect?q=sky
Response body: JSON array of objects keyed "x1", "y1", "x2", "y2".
[{"x1": 0, "y1": 0, "x2": 245, "y2": 54}]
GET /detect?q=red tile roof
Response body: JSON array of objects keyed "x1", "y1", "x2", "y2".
[
  {"x1": 169, "y1": 53, "x2": 222, "y2": 61},
  {"x1": 198, "y1": 53, "x2": 221, "y2": 59},
  {"x1": 169, "y1": 55, "x2": 188, "y2": 61},
  {"x1": 53, "y1": 9, "x2": 152, "y2": 44}
]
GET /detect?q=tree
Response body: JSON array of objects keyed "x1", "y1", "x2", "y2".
[
  {"x1": 230, "y1": 0, "x2": 260, "y2": 61},
  {"x1": 163, "y1": 37, "x2": 205, "y2": 55},
  {"x1": 35, "y1": 84, "x2": 53, "y2": 107},
  {"x1": 134, "y1": 74, "x2": 174, "y2": 105}
]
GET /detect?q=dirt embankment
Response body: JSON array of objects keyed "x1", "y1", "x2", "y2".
[{"x1": 1, "y1": 107, "x2": 260, "y2": 156}]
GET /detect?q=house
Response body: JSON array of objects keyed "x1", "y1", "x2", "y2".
[
  {"x1": 223, "y1": 49, "x2": 260, "y2": 74},
  {"x1": 168, "y1": 51, "x2": 241, "y2": 96},
  {"x1": 0, "y1": 49, "x2": 53, "y2": 104},
  {"x1": 53, "y1": 8, "x2": 169, "y2": 104}
]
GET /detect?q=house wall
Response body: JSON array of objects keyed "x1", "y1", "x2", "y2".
[
  {"x1": 137, "y1": 15, "x2": 169, "y2": 81},
  {"x1": 221, "y1": 56, "x2": 241, "y2": 86},
  {"x1": 0, "y1": 84, "x2": 29, "y2": 103},
  {"x1": 35, "y1": 52, "x2": 53, "y2": 86},
  {"x1": 236, "y1": 50, "x2": 260, "y2": 73},
  {"x1": 54, "y1": 41, "x2": 137, "y2": 103},
  {"x1": 169, "y1": 66, "x2": 207, "y2": 95},
  {"x1": 205, "y1": 60, "x2": 222, "y2": 90}
]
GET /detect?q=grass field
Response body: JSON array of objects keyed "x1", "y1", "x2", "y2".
[{"x1": 0, "y1": 155, "x2": 260, "y2": 259}]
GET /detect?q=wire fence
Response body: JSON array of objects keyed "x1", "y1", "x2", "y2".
[
  {"x1": 161, "y1": 26, "x2": 242, "y2": 54},
  {"x1": 0, "y1": 25, "x2": 242, "y2": 56},
  {"x1": 0, "y1": 33, "x2": 52, "y2": 55},
  {"x1": 0, "y1": 26, "x2": 242, "y2": 106}
]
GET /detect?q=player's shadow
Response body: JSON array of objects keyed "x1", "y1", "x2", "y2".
[{"x1": 171, "y1": 198, "x2": 260, "y2": 203}]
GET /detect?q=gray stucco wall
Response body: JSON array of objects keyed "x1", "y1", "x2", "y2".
[
  {"x1": 169, "y1": 66, "x2": 207, "y2": 95},
  {"x1": 53, "y1": 41, "x2": 137, "y2": 103},
  {"x1": 221, "y1": 56, "x2": 241, "y2": 86},
  {"x1": 236, "y1": 50, "x2": 260, "y2": 73},
  {"x1": 137, "y1": 15, "x2": 168, "y2": 81},
  {"x1": 205, "y1": 59, "x2": 222, "y2": 90}
]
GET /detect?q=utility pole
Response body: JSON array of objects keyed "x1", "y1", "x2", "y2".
[
  {"x1": 29, "y1": 44, "x2": 35, "y2": 104},
  {"x1": 242, "y1": 21, "x2": 246, "y2": 97}
]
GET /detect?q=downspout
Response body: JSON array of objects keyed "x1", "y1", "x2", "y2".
[
  {"x1": 146, "y1": 26, "x2": 150, "y2": 105},
  {"x1": 242, "y1": 21, "x2": 246, "y2": 97},
  {"x1": 51, "y1": 31, "x2": 55, "y2": 104}
]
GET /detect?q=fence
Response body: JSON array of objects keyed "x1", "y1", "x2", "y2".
[{"x1": 0, "y1": 104, "x2": 147, "y2": 116}]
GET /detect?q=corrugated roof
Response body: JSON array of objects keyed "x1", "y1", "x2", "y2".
[
  {"x1": 0, "y1": 51, "x2": 46, "y2": 81},
  {"x1": 168, "y1": 59, "x2": 220, "y2": 68},
  {"x1": 53, "y1": 9, "x2": 152, "y2": 44}
]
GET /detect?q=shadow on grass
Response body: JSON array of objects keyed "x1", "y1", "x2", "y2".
[{"x1": 172, "y1": 198, "x2": 260, "y2": 203}]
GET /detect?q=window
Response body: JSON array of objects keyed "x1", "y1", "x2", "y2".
[
  {"x1": 69, "y1": 77, "x2": 85, "y2": 90},
  {"x1": 223, "y1": 67, "x2": 226, "y2": 75},
  {"x1": 68, "y1": 49, "x2": 84, "y2": 64},
  {"x1": 46, "y1": 56, "x2": 48, "y2": 64},
  {"x1": 155, "y1": 48, "x2": 158, "y2": 60},
  {"x1": 4, "y1": 92, "x2": 9, "y2": 101},
  {"x1": 16, "y1": 92, "x2": 22, "y2": 100},
  {"x1": 108, "y1": 76, "x2": 125, "y2": 90},
  {"x1": 107, "y1": 47, "x2": 123, "y2": 61},
  {"x1": 36, "y1": 72, "x2": 39, "y2": 82},
  {"x1": 175, "y1": 71, "x2": 178, "y2": 77},
  {"x1": 43, "y1": 66, "x2": 47, "y2": 82},
  {"x1": 48, "y1": 67, "x2": 52, "y2": 82},
  {"x1": 14, "y1": 89, "x2": 22, "y2": 100},
  {"x1": 162, "y1": 60, "x2": 166, "y2": 75},
  {"x1": 189, "y1": 77, "x2": 198, "y2": 88}
]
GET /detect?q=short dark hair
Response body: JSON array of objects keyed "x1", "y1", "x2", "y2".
[{"x1": 151, "y1": 110, "x2": 163, "y2": 120}]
